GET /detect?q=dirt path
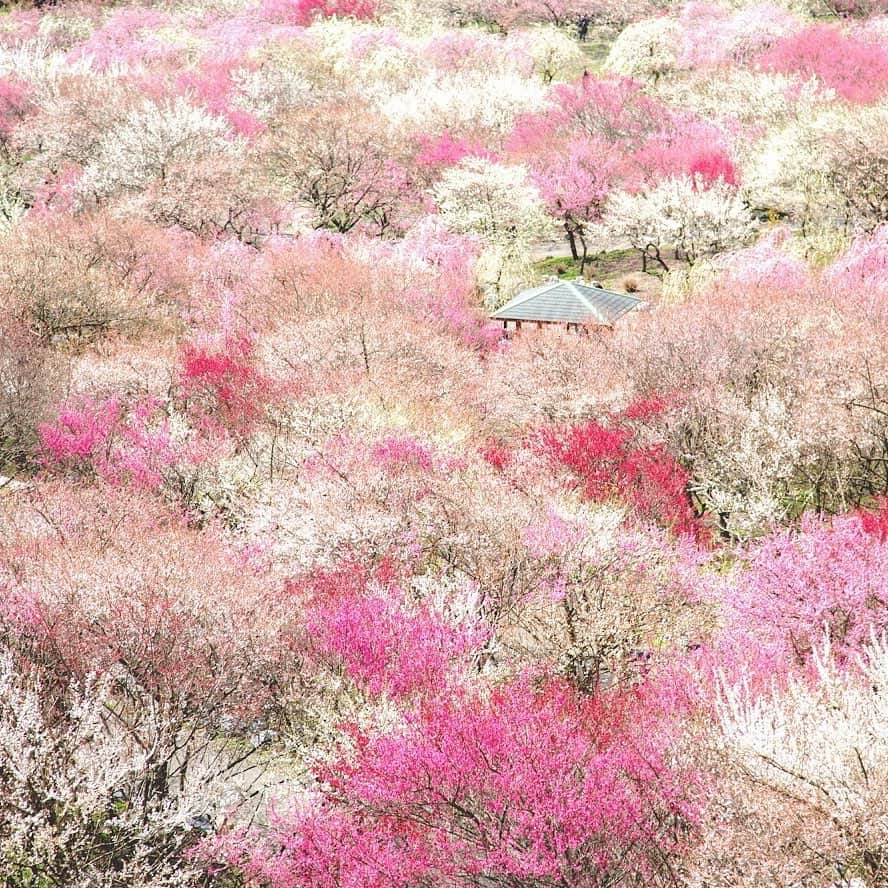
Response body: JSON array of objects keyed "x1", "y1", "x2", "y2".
[{"x1": 529, "y1": 237, "x2": 568, "y2": 261}]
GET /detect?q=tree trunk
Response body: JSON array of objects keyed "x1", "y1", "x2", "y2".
[
  {"x1": 565, "y1": 224, "x2": 579, "y2": 261},
  {"x1": 644, "y1": 243, "x2": 669, "y2": 272},
  {"x1": 577, "y1": 232, "x2": 589, "y2": 274}
]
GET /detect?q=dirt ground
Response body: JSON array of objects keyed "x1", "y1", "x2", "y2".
[{"x1": 530, "y1": 244, "x2": 684, "y2": 303}]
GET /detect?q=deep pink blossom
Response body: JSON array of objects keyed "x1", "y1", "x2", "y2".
[
  {"x1": 300, "y1": 562, "x2": 485, "y2": 698},
  {"x1": 210, "y1": 677, "x2": 701, "y2": 886},
  {"x1": 259, "y1": 0, "x2": 377, "y2": 25},
  {"x1": 179, "y1": 332, "x2": 282, "y2": 439}
]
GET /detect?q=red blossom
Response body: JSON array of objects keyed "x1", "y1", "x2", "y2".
[
  {"x1": 179, "y1": 333, "x2": 280, "y2": 439},
  {"x1": 540, "y1": 408, "x2": 699, "y2": 536}
]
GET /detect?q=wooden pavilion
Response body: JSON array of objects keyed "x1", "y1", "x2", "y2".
[{"x1": 491, "y1": 278, "x2": 644, "y2": 333}]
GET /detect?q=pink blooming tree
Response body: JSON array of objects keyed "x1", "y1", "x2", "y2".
[
  {"x1": 856, "y1": 497, "x2": 888, "y2": 542},
  {"x1": 723, "y1": 513, "x2": 888, "y2": 668},
  {"x1": 64, "y1": 8, "x2": 177, "y2": 71},
  {"x1": 715, "y1": 227, "x2": 810, "y2": 295},
  {"x1": 509, "y1": 76, "x2": 670, "y2": 259},
  {"x1": 259, "y1": 0, "x2": 377, "y2": 25},
  {"x1": 39, "y1": 396, "x2": 124, "y2": 477},
  {"x1": 0, "y1": 482, "x2": 297, "y2": 702},
  {"x1": 510, "y1": 76, "x2": 665, "y2": 156},
  {"x1": 0, "y1": 76, "x2": 31, "y2": 143},
  {"x1": 827, "y1": 224, "x2": 888, "y2": 326},
  {"x1": 176, "y1": 57, "x2": 266, "y2": 138},
  {"x1": 210, "y1": 676, "x2": 701, "y2": 887},
  {"x1": 295, "y1": 561, "x2": 487, "y2": 700},
  {"x1": 179, "y1": 331, "x2": 284, "y2": 444},
  {"x1": 37, "y1": 328, "x2": 288, "y2": 501},
  {"x1": 633, "y1": 118, "x2": 739, "y2": 188},
  {"x1": 530, "y1": 135, "x2": 621, "y2": 269},
  {"x1": 677, "y1": 2, "x2": 800, "y2": 69},
  {"x1": 760, "y1": 24, "x2": 888, "y2": 103},
  {"x1": 38, "y1": 394, "x2": 213, "y2": 494},
  {"x1": 413, "y1": 131, "x2": 497, "y2": 187}
]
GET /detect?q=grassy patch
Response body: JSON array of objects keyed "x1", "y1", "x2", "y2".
[
  {"x1": 533, "y1": 247, "x2": 640, "y2": 283},
  {"x1": 578, "y1": 25, "x2": 619, "y2": 72}
]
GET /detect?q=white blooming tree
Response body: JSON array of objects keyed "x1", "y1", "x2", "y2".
[
  {"x1": 516, "y1": 25, "x2": 585, "y2": 84},
  {"x1": 817, "y1": 104, "x2": 888, "y2": 234},
  {"x1": 657, "y1": 70, "x2": 823, "y2": 132},
  {"x1": 432, "y1": 157, "x2": 555, "y2": 305},
  {"x1": 79, "y1": 98, "x2": 235, "y2": 201},
  {"x1": 604, "y1": 16, "x2": 681, "y2": 83},
  {"x1": 694, "y1": 636, "x2": 888, "y2": 886},
  {"x1": 0, "y1": 653, "x2": 259, "y2": 888},
  {"x1": 380, "y1": 70, "x2": 548, "y2": 137},
  {"x1": 743, "y1": 104, "x2": 888, "y2": 237},
  {"x1": 0, "y1": 162, "x2": 24, "y2": 233},
  {"x1": 686, "y1": 387, "x2": 808, "y2": 541},
  {"x1": 608, "y1": 175, "x2": 756, "y2": 270}
]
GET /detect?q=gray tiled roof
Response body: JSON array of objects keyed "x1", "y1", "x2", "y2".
[{"x1": 491, "y1": 280, "x2": 644, "y2": 325}]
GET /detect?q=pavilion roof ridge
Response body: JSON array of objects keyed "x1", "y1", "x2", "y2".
[{"x1": 490, "y1": 277, "x2": 643, "y2": 326}]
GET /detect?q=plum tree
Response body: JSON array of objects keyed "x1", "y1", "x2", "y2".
[
  {"x1": 607, "y1": 175, "x2": 755, "y2": 269},
  {"x1": 432, "y1": 156, "x2": 554, "y2": 303}
]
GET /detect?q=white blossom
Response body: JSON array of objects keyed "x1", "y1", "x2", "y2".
[
  {"x1": 604, "y1": 17, "x2": 681, "y2": 82},
  {"x1": 433, "y1": 157, "x2": 556, "y2": 304},
  {"x1": 433, "y1": 157, "x2": 553, "y2": 247},
  {"x1": 0, "y1": 653, "x2": 249, "y2": 886},
  {"x1": 79, "y1": 98, "x2": 235, "y2": 199},
  {"x1": 513, "y1": 25, "x2": 585, "y2": 83},
  {"x1": 608, "y1": 176, "x2": 756, "y2": 265},
  {"x1": 718, "y1": 634, "x2": 888, "y2": 842},
  {"x1": 231, "y1": 65, "x2": 312, "y2": 120},
  {"x1": 380, "y1": 70, "x2": 548, "y2": 136}
]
